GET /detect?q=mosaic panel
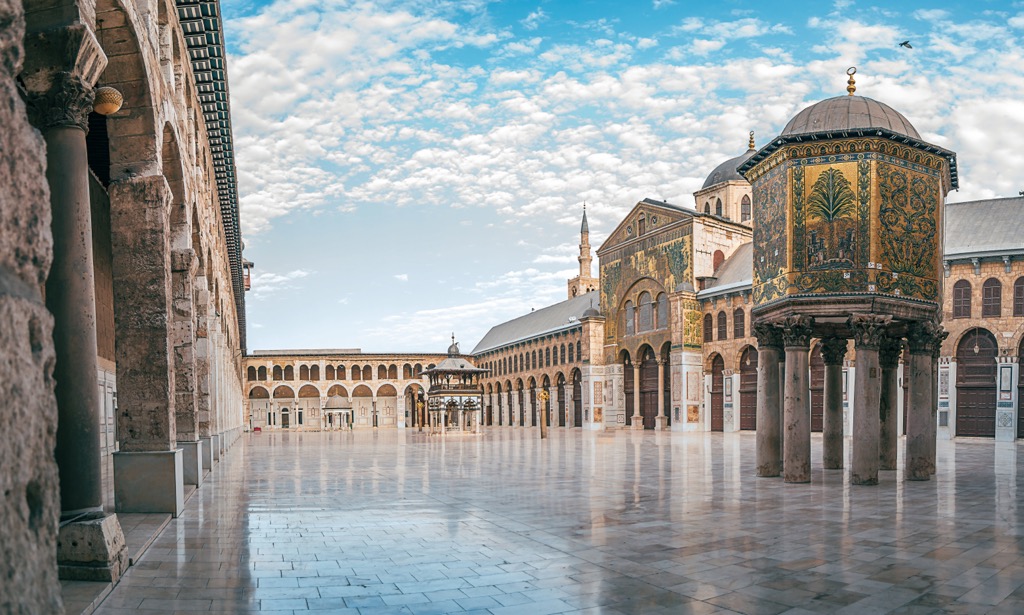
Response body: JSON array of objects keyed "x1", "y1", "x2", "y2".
[{"x1": 752, "y1": 163, "x2": 788, "y2": 305}]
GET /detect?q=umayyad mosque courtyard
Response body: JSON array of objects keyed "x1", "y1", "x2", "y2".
[{"x1": 91, "y1": 430, "x2": 1024, "y2": 615}]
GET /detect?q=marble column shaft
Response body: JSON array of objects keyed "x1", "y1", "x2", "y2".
[
  {"x1": 905, "y1": 322, "x2": 945, "y2": 480},
  {"x1": 782, "y1": 316, "x2": 813, "y2": 483},
  {"x1": 631, "y1": 363, "x2": 642, "y2": 429},
  {"x1": 754, "y1": 321, "x2": 783, "y2": 477},
  {"x1": 850, "y1": 314, "x2": 890, "y2": 486},
  {"x1": 820, "y1": 337, "x2": 847, "y2": 470}
]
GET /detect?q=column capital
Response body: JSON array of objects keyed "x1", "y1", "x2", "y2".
[
  {"x1": 781, "y1": 315, "x2": 814, "y2": 349},
  {"x1": 752, "y1": 319, "x2": 784, "y2": 349},
  {"x1": 879, "y1": 337, "x2": 903, "y2": 369},
  {"x1": 27, "y1": 71, "x2": 95, "y2": 131},
  {"x1": 906, "y1": 320, "x2": 947, "y2": 358},
  {"x1": 819, "y1": 336, "x2": 848, "y2": 366},
  {"x1": 848, "y1": 314, "x2": 892, "y2": 350}
]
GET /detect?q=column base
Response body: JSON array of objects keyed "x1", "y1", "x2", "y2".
[
  {"x1": 178, "y1": 440, "x2": 203, "y2": 487},
  {"x1": 113, "y1": 450, "x2": 184, "y2": 517},
  {"x1": 57, "y1": 512, "x2": 129, "y2": 583},
  {"x1": 199, "y1": 436, "x2": 213, "y2": 471},
  {"x1": 655, "y1": 416, "x2": 669, "y2": 431},
  {"x1": 630, "y1": 418, "x2": 643, "y2": 431},
  {"x1": 211, "y1": 434, "x2": 221, "y2": 461}
]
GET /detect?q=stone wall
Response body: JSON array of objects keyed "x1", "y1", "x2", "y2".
[
  {"x1": 0, "y1": 0, "x2": 63, "y2": 609},
  {"x1": 942, "y1": 260, "x2": 1024, "y2": 357}
]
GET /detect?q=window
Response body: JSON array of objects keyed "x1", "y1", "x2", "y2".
[
  {"x1": 1015, "y1": 277, "x2": 1024, "y2": 317},
  {"x1": 513, "y1": 356, "x2": 518, "y2": 372},
  {"x1": 283, "y1": 365, "x2": 294, "y2": 381},
  {"x1": 326, "y1": 365, "x2": 335, "y2": 380},
  {"x1": 273, "y1": 365, "x2": 283, "y2": 380},
  {"x1": 298, "y1": 410, "x2": 303, "y2": 425},
  {"x1": 247, "y1": 366, "x2": 257, "y2": 381},
  {"x1": 713, "y1": 250, "x2": 725, "y2": 272},
  {"x1": 704, "y1": 202, "x2": 710, "y2": 214},
  {"x1": 741, "y1": 194, "x2": 751, "y2": 222},
  {"x1": 299, "y1": 365, "x2": 309, "y2": 380},
  {"x1": 638, "y1": 214, "x2": 646, "y2": 236},
  {"x1": 560, "y1": 344, "x2": 566, "y2": 364},
  {"x1": 982, "y1": 278, "x2": 1002, "y2": 317},
  {"x1": 625, "y1": 300, "x2": 635, "y2": 335},
  {"x1": 656, "y1": 293, "x2": 668, "y2": 329},
  {"x1": 576, "y1": 341, "x2": 581, "y2": 361},
  {"x1": 363, "y1": 366, "x2": 372, "y2": 380},
  {"x1": 953, "y1": 280, "x2": 971, "y2": 318},
  {"x1": 337, "y1": 365, "x2": 346, "y2": 380},
  {"x1": 703, "y1": 313, "x2": 713, "y2": 342},
  {"x1": 378, "y1": 365, "x2": 387, "y2": 379},
  {"x1": 258, "y1": 366, "x2": 267, "y2": 380},
  {"x1": 310, "y1": 365, "x2": 320, "y2": 381},
  {"x1": 545, "y1": 348, "x2": 551, "y2": 367},
  {"x1": 715, "y1": 198, "x2": 723, "y2": 217},
  {"x1": 568, "y1": 343, "x2": 574, "y2": 363},
  {"x1": 638, "y1": 292, "x2": 653, "y2": 332},
  {"x1": 532, "y1": 350, "x2": 537, "y2": 369},
  {"x1": 734, "y1": 308, "x2": 745, "y2": 338},
  {"x1": 717, "y1": 311, "x2": 728, "y2": 340}
]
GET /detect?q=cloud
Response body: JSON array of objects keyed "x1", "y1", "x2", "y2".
[
  {"x1": 521, "y1": 9, "x2": 546, "y2": 31},
  {"x1": 249, "y1": 269, "x2": 312, "y2": 300},
  {"x1": 394, "y1": 273, "x2": 409, "y2": 281}
]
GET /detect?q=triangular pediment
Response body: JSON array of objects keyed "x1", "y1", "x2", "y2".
[{"x1": 597, "y1": 198, "x2": 695, "y2": 254}]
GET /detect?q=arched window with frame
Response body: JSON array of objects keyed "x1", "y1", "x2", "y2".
[
  {"x1": 734, "y1": 308, "x2": 745, "y2": 338},
  {"x1": 624, "y1": 300, "x2": 635, "y2": 336},
  {"x1": 257, "y1": 366, "x2": 267, "y2": 380},
  {"x1": 982, "y1": 278, "x2": 1002, "y2": 317},
  {"x1": 560, "y1": 344, "x2": 566, "y2": 364},
  {"x1": 283, "y1": 365, "x2": 294, "y2": 381},
  {"x1": 953, "y1": 280, "x2": 972, "y2": 318},
  {"x1": 247, "y1": 366, "x2": 257, "y2": 381},
  {"x1": 638, "y1": 292, "x2": 653, "y2": 332},
  {"x1": 741, "y1": 194, "x2": 751, "y2": 222},
  {"x1": 576, "y1": 340, "x2": 581, "y2": 361},
  {"x1": 299, "y1": 365, "x2": 309, "y2": 380},
  {"x1": 310, "y1": 365, "x2": 320, "y2": 381},
  {"x1": 272, "y1": 365, "x2": 283, "y2": 380},
  {"x1": 568, "y1": 343, "x2": 574, "y2": 363},
  {"x1": 1015, "y1": 277, "x2": 1024, "y2": 317},
  {"x1": 703, "y1": 313, "x2": 713, "y2": 342},
  {"x1": 545, "y1": 348, "x2": 551, "y2": 367},
  {"x1": 337, "y1": 365, "x2": 346, "y2": 380},
  {"x1": 656, "y1": 293, "x2": 668, "y2": 329},
  {"x1": 715, "y1": 198, "x2": 723, "y2": 217},
  {"x1": 325, "y1": 365, "x2": 335, "y2": 380},
  {"x1": 704, "y1": 202, "x2": 711, "y2": 214},
  {"x1": 713, "y1": 250, "x2": 725, "y2": 272},
  {"x1": 717, "y1": 311, "x2": 728, "y2": 340}
]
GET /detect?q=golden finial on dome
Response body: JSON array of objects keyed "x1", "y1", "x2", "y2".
[
  {"x1": 748, "y1": 130, "x2": 755, "y2": 150},
  {"x1": 846, "y1": 67, "x2": 857, "y2": 96}
]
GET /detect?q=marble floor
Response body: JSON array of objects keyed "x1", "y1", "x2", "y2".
[{"x1": 94, "y1": 429, "x2": 1024, "y2": 615}]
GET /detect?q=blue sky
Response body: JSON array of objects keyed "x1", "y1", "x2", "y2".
[{"x1": 223, "y1": 0, "x2": 1024, "y2": 353}]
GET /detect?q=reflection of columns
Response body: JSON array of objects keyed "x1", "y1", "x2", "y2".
[
  {"x1": 782, "y1": 316, "x2": 813, "y2": 483},
  {"x1": 878, "y1": 337, "x2": 902, "y2": 471},
  {"x1": 655, "y1": 359, "x2": 668, "y2": 430},
  {"x1": 631, "y1": 362, "x2": 642, "y2": 430},
  {"x1": 906, "y1": 322, "x2": 945, "y2": 480},
  {"x1": 31, "y1": 72, "x2": 106, "y2": 516},
  {"x1": 820, "y1": 337, "x2": 847, "y2": 470},
  {"x1": 753, "y1": 321, "x2": 783, "y2": 477},
  {"x1": 565, "y1": 385, "x2": 574, "y2": 427},
  {"x1": 849, "y1": 314, "x2": 891, "y2": 486},
  {"x1": 778, "y1": 352, "x2": 786, "y2": 462}
]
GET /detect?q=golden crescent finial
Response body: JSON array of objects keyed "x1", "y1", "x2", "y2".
[
  {"x1": 847, "y1": 66, "x2": 857, "y2": 96},
  {"x1": 748, "y1": 130, "x2": 755, "y2": 149}
]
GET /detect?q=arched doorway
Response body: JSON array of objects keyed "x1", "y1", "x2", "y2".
[
  {"x1": 623, "y1": 351, "x2": 635, "y2": 426},
  {"x1": 739, "y1": 346, "x2": 758, "y2": 430},
  {"x1": 809, "y1": 344, "x2": 824, "y2": 432},
  {"x1": 528, "y1": 379, "x2": 537, "y2": 426},
  {"x1": 710, "y1": 354, "x2": 724, "y2": 431},
  {"x1": 273, "y1": 385, "x2": 295, "y2": 429},
  {"x1": 517, "y1": 382, "x2": 525, "y2": 426},
  {"x1": 556, "y1": 373, "x2": 566, "y2": 427},
  {"x1": 572, "y1": 369, "x2": 582, "y2": 426},
  {"x1": 956, "y1": 328, "x2": 997, "y2": 437},
  {"x1": 639, "y1": 347, "x2": 658, "y2": 429}
]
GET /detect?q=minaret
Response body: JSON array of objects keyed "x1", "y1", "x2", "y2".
[{"x1": 568, "y1": 204, "x2": 599, "y2": 299}]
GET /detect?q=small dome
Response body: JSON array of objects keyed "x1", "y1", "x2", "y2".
[
  {"x1": 582, "y1": 306, "x2": 600, "y2": 318},
  {"x1": 781, "y1": 95, "x2": 920, "y2": 139},
  {"x1": 447, "y1": 341, "x2": 460, "y2": 356},
  {"x1": 701, "y1": 148, "x2": 757, "y2": 189}
]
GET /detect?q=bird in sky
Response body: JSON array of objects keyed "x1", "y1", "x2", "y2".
[{"x1": 899, "y1": 40, "x2": 913, "y2": 48}]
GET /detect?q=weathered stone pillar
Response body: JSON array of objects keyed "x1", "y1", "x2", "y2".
[
  {"x1": 878, "y1": 337, "x2": 902, "y2": 471},
  {"x1": 905, "y1": 321, "x2": 945, "y2": 480},
  {"x1": 753, "y1": 321, "x2": 783, "y2": 477},
  {"x1": 109, "y1": 175, "x2": 184, "y2": 515},
  {"x1": 849, "y1": 314, "x2": 890, "y2": 486},
  {"x1": 631, "y1": 362, "x2": 642, "y2": 430},
  {"x1": 927, "y1": 333, "x2": 945, "y2": 473},
  {"x1": 171, "y1": 248, "x2": 202, "y2": 486},
  {"x1": 820, "y1": 337, "x2": 847, "y2": 469},
  {"x1": 778, "y1": 352, "x2": 786, "y2": 464},
  {"x1": 194, "y1": 275, "x2": 213, "y2": 469},
  {"x1": 655, "y1": 359, "x2": 668, "y2": 430},
  {"x1": 782, "y1": 316, "x2": 813, "y2": 483}
]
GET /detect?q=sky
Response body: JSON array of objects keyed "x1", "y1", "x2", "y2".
[{"x1": 222, "y1": 0, "x2": 1024, "y2": 353}]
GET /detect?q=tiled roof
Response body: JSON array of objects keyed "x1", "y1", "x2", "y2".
[
  {"x1": 945, "y1": 197, "x2": 1024, "y2": 258},
  {"x1": 471, "y1": 291, "x2": 598, "y2": 355}
]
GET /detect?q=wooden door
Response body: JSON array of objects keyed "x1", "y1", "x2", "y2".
[
  {"x1": 624, "y1": 363, "x2": 634, "y2": 426},
  {"x1": 956, "y1": 329, "x2": 997, "y2": 437},
  {"x1": 640, "y1": 351, "x2": 659, "y2": 429},
  {"x1": 809, "y1": 346, "x2": 824, "y2": 432},
  {"x1": 739, "y1": 347, "x2": 758, "y2": 430},
  {"x1": 573, "y1": 374, "x2": 582, "y2": 426},
  {"x1": 710, "y1": 355, "x2": 724, "y2": 431}
]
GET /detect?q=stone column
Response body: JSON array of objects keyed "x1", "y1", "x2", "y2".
[
  {"x1": 820, "y1": 337, "x2": 847, "y2": 469},
  {"x1": 631, "y1": 362, "x2": 642, "y2": 430},
  {"x1": 109, "y1": 175, "x2": 184, "y2": 515},
  {"x1": 878, "y1": 336, "x2": 903, "y2": 471},
  {"x1": 778, "y1": 352, "x2": 786, "y2": 463},
  {"x1": 171, "y1": 248, "x2": 202, "y2": 486},
  {"x1": 849, "y1": 314, "x2": 891, "y2": 486},
  {"x1": 905, "y1": 322, "x2": 945, "y2": 480},
  {"x1": 194, "y1": 276, "x2": 213, "y2": 470},
  {"x1": 655, "y1": 359, "x2": 668, "y2": 430},
  {"x1": 753, "y1": 321, "x2": 783, "y2": 477},
  {"x1": 781, "y1": 316, "x2": 813, "y2": 483},
  {"x1": 927, "y1": 332, "x2": 946, "y2": 473}
]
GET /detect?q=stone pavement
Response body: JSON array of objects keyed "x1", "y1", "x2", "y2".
[{"x1": 94, "y1": 429, "x2": 1024, "y2": 614}]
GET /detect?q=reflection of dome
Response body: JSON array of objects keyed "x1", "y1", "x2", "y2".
[
  {"x1": 701, "y1": 148, "x2": 757, "y2": 189},
  {"x1": 781, "y1": 95, "x2": 920, "y2": 139}
]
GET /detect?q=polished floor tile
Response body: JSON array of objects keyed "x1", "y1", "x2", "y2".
[{"x1": 94, "y1": 429, "x2": 1024, "y2": 614}]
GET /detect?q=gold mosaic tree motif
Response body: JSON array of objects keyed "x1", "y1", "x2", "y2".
[{"x1": 805, "y1": 167, "x2": 857, "y2": 270}]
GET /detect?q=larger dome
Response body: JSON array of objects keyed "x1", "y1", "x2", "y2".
[
  {"x1": 781, "y1": 95, "x2": 920, "y2": 139},
  {"x1": 701, "y1": 147, "x2": 757, "y2": 189}
]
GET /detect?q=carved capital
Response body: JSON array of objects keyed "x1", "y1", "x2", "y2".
[
  {"x1": 848, "y1": 314, "x2": 892, "y2": 350},
  {"x1": 906, "y1": 321, "x2": 947, "y2": 358},
  {"x1": 781, "y1": 315, "x2": 814, "y2": 349},
  {"x1": 27, "y1": 71, "x2": 94, "y2": 131},
  {"x1": 878, "y1": 337, "x2": 903, "y2": 369},
  {"x1": 819, "y1": 336, "x2": 848, "y2": 366},
  {"x1": 752, "y1": 319, "x2": 784, "y2": 349}
]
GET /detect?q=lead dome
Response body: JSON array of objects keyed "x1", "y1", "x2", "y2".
[{"x1": 781, "y1": 95, "x2": 921, "y2": 139}]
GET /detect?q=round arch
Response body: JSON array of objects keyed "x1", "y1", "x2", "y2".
[
  {"x1": 352, "y1": 385, "x2": 373, "y2": 397},
  {"x1": 327, "y1": 384, "x2": 349, "y2": 398},
  {"x1": 298, "y1": 385, "x2": 320, "y2": 398},
  {"x1": 248, "y1": 386, "x2": 269, "y2": 399},
  {"x1": 272, "y1": 385, "x2": 295, "y2": 399},
  {"x1": 956, "y1": 327, "x2": 998, "y2": 437}
]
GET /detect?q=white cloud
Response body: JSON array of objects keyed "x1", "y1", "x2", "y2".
[
  {"x1": 521, "y1": 9, "x2": 546, "y2": 31},
  {"x1": 250, "y1": 269, "x2": 312, "y2": 300},
  {"x1": 394, "y1": 273, "x2": 409, "y2": 281}
]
